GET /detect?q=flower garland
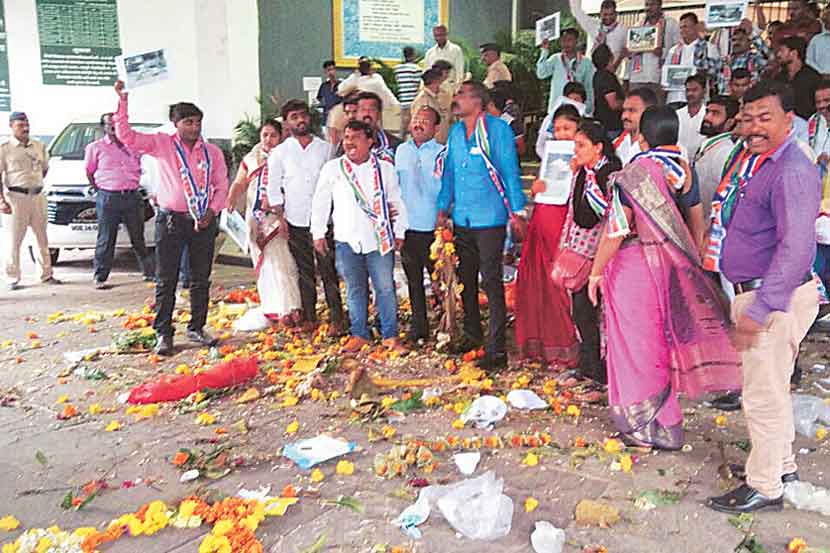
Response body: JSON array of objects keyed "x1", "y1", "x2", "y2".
[
  {"x1": 430, "y1": 227, "x2": 462, "y2": 344},
  {"x1": 1, "y1": 494, "x2": 298, "y2": 553}
]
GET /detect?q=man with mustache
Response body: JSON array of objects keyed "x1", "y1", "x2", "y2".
[
  {"x1": 708, "y1": 80, "x2": 821, "y2": 514},
  {"x1": 0, "y1": 112, "x2": 61, "y2": 290},
  {"x1": 311, "y1": 120, "x2": 408, "y2": 353},
  {"x1": 614, "y1": 87, "x2": 657, "y2": 165},
  {"x1": 693, "y1": 95, "x2": 740, "y2": 225},
  {"x1": 267, "y1": 100, "x2": 343, "y2": 334},
  {"x1": 775, "y1": 35, "x2": 822, "y2": 119},
  {"x1": 395, "y1": 106, "x2": 444, "y2": 344},
  {"x1": 336, "y1": 92, "x2": 401, "y2": 162}
]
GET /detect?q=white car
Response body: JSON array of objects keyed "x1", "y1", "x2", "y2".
[{"x1": 26, "y1": 119, "x2": 163, "y2": 265}]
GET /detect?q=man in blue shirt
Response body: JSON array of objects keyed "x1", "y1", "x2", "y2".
[
  {"x1": 437, "y1": 81, "x2": 527, "y2": 371},
  {"x1": 316, "y1": 60, "x2": 341, "y2": 131},
  {"x1": 396, "y1": 106, "x2": 444, "y2": 343}
]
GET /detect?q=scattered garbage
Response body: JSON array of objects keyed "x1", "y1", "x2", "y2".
[
  {"x1": 282, "y1": 435, "x2": 357, "y2": 470},
  {"x1": 394, "y1": 471, "x2": 513, "y2": 541},
  {"x1": 63, "y1": 348, "x2": 105, "y2": 364},
  {"x1": 574, "y1": 499, "x2": 620, "y2": 527},
  {"x1": 784, "y1": 481, "x2": 830, "y2": 516},
  {"x1": 422, "y1": 387, "x2": 443, "y2": 402},
  {"x1": 507, "y1": 389, "x2": 548, "y2": 410},
  {"x1": 233, "y1": 307, "x2": 269, "y2": 332},
  {"x1": 238, "y1": 485, "x2": 272, "y2": 501},
  {"x1": 453, "y1": 452, "x2": 481, "y2": 475},
  {"x1": 73, "y1": 366, "x2": 108, "y2": 380},
  {"x1": 813, "y1": 363, "x2": 827, "y2": 373},
  {"x1": 530, "y1": 521, "x2": 566, "y2": 553},
  {"x1": 792, "y1": 394, "x2": 830, "y2": 437},
  {"x1": 460, "y1": 395, "x2": 508, "y2": 430},
  {"x1": 180, "y1": 469, "x2": 199, "y2": 483},
  {"x1": 127, "y1": 356, "x2": 259, "y2": 404}
]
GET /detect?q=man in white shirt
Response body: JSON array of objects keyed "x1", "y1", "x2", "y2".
[
  {"x1": 663, "y1": 12, "x2": 720, "y2": 104},
  {"x1": 267, "y1": 99, "x2": 344, "y2": 333},
  {"x1": 423, "y1": 25, "x2": 466, "y2": 91},
  {"x1": 626, "y1": 0, "x2": 680, "y2": 103},
  {"x1": 569, "y1": 0, "x2": 627, "y2": 75},
  {"x1": 692, "y1": 95, "x2": 740, "y2": 224},
  {"x1": 676, "y1": 73, "x2": 707, "y2": 157},
  {"x1": 311, "y1": 120, "x2": 408, "y2": 353},
  {"x1": 337, "y1": 57, "x2": 400, "y2": 115},
  {"x1": 614, "y1": 87, "x2": 658, "y2": 165}
]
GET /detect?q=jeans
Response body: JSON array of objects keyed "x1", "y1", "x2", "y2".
[
  {"x1": 401, "y1": 230, "x2": 435, "y2": 339},
  {"x1": 335, "y1": 241, "x2": 398, "y2": 340},
  {"x1": 456, "y1": 226, "x2": 507, "y2": 359},
  {"x1": 153, "y1": 210, "x2": 217, "y2": 338},
  {"x1": 287, "y1": 223, "x2": 344, "y2": 324},
  {"x1": 816, "y1": 243, "x2": 830, "y2": 291},
  {"x1": 93, "y1": 189, "x2": 153, "y2": 282},
  {"x1": 573, "y1": 285, "x2": 605, "y2": 383}
]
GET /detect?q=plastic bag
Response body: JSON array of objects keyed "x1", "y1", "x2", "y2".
[
  {"x1": 461, "y1": 395, "x2": 508, "y2": 430},
  {"x1": 507, "y1": 389, "x2": 548, "y2": 410},
  {"x1": 233, "y1": 307, "x2": 269, "y2": 332},
  {"x1": 531, "y1": 521, "x2": 566, "y2": 553},
  {"x1": 393, "y1": 471, "x2": 513, "y2": 541},
  {"x1": 127, "y1": 356, "x2": 259, "y2": 404},
  {"x1": 792, "y1": 394, "x2": 830, "y2": 437},
  {"x1": 436, "y1": 471, "x2": 514, "y2": 541},
  {"x1": 784, "y1": 480, "x2": 830, "y2": 516},
  {"x1": 282, "y1": 435, "x2": 357, "y2": 470}
]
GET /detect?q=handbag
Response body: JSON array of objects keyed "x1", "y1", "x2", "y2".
[{"x1": 551, "y1": 203, "x2": 601, "y2": 291}]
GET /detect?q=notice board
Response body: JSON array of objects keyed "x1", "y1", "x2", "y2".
[{"x1": 36, "y1": 0, "x2": 122, "y2": 86}]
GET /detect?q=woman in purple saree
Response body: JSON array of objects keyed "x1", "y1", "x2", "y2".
[{"x1": 588, "y1": 107, "x2": 742, "y2": 450}]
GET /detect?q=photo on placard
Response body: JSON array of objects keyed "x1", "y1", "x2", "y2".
[
  {"x1": 535, "y1": 12, "x2": 561, "y2": 46},
  {"x1": 627, "y1": 26, "x2": 659, "y2": 53},
  {"x1": 115, "y1": 48, "x2": 169, "y2": 90},
  {"x1": 705, "y1": 0, "x2": 748, "y2": 28},
  {"x1": 662, "y1": 65, "x2": 697, "y2": 90},
  {"x1": 538, "y1": 140, "x2": 574, "y2": 205}
]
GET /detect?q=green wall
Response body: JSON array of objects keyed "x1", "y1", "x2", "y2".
[{"x1": 258, "y1": 0, "x2": 513, "y2": 111}]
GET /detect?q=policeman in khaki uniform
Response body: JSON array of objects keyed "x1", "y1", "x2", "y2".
[{"x1": 0, "y1": 112, "x2": 61, "y2": 290}]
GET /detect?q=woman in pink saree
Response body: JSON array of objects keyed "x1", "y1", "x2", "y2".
[{"x1": 588, "y1": 106, "x2": 741, "y2": 450}]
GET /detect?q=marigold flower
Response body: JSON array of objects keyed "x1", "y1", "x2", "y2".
[
  {"x1": 523, "y1": 452, "x2": 539, "y2": 467},
  {"x1": 524, "y1": 497, "x2": 539, "y2": 512}
]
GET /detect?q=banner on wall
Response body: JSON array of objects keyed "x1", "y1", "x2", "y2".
[
  {"x1": 0, "y1": 0, "x2": 10, "y2": 111},
  {"x1": 36, "y1": 0, "x2": 122, "y2": 86},
  {"x1": 333, "y1": 0, "x2": 448, "y2": 66}
]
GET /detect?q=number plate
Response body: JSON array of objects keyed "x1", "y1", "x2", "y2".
[{"x1": 69, "y1": 223, "x2": 99, "y2": 232}]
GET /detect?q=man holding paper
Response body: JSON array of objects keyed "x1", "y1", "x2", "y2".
[
  {"x1": 569, "y1": 0, "x2": 627, "y2": 75},
  {"x1": 113, "y1": 81, "x2": 228, "y2": 356},
  {"x1": 627, "y1": 0, "x2": 680, "y2": 103},
  {"x1": 537, "y1": 28, "x2": 595, "y2": 114},
  {"x1": 663, "y1": 12, "x2": 720, "y2": 104}
]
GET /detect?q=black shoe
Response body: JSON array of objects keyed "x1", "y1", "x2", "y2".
[
  {"x1": 155, "y1": 335, "x2": 174, "y2": 356},
  {"x1": 707, "y1": 484, "x2": 783, "y2": 514},
  {"x1": 186, "y1": 329, "x2": 218, "y2": 346},
  {"x1": 710, "y1": 391, "x2": 742, "y2": 411},
  {"x1": 727, "y1": 464, "x2": 799, "y2": 484},
  {"x1": 478, "y1": 354, "x2": 508, "y2": 373},
  {"x1": 43, "y1": 276, "x2": 62, "y2": 285},
  {"x1": 8, "y1": 282, "x2": 20, "y2": 291},
  {"x1": 143, "y1": 274, "x2": 155, "y2": 282},
  {"x1": 450, "y1": 337, "x2": 483, "y2": 355}
]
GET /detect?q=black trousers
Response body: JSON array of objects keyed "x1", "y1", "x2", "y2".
[
  {"x1": 573, "y1": 285, "x2": 606, "y2": 384},
  {"x1": 401, "y1": 230, "x2": 435, "y2": 339},
  {"x1": 93, "y1": 189, "x2": 153, "y2": 282},
  {"x1": 287, "y1": 223, "x2": 344, "y2": 324},
  {"x1": 456, "y1": 226, "x2": 507, "y2": 358},
  {"x1": 153, "y1": 210, "x2": 217, "y2": 338}
]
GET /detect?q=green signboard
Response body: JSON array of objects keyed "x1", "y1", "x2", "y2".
[
  {"x1": 0, "y1": 0, "x2": 10, "y2": 110},
  {"x1": 36, "y1": 0, "x2": 121, "y2": 86}
]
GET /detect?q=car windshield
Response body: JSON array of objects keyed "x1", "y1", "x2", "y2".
[{"x1": 49, "y1": 123, "x2": 161, "y2": 160}]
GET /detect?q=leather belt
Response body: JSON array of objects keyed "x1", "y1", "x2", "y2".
[
  {"x1": 6, "y1": 186, "x2": 43, "y2": 195},
  {"x1": 734, "y1": 272, "x2": 812, "y2": 295},
  {"x1": 97, "y1": 188, "x2": 139, "y2": 195}
]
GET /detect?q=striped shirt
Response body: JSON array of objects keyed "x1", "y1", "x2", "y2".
[{"x1": 394, "y1": 62, "x2": 423, "y2": 106}]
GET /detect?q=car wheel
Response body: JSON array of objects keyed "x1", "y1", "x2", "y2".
[{"x1": 27, "y1": 246, "x2": 60, "y2": 265}]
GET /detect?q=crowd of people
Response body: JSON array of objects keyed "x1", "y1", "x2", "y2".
[{"x1": 2, "y1": 0, "x2": 829, "y2": 520}]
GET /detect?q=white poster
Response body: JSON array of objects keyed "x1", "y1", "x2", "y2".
[
  {"x1": 535, "y1": 12, "x2": 561, "y2": 46},
  {"x1": 358, "y1": 0, "x2": 424, "y2": 44},
  {"x1": 219, "y1": 209, "x2": 249, "y2": 254},
  {"x1": 115, "y1": 48, "x2": 168, "y2": 90},
  {"x1": 705, "y1": 0, "x2": 748, "y2": 28},
  {"x1": 538, "y1": 140, "x2": 574, "y2": 205}
]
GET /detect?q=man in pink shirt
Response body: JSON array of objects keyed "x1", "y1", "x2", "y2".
[
  {"x1": 113, "y1": 81, "x2": 228, "y2": 355},
  {"x1": 85, "y1": 112, "x2": 155, "y2": 289}
]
